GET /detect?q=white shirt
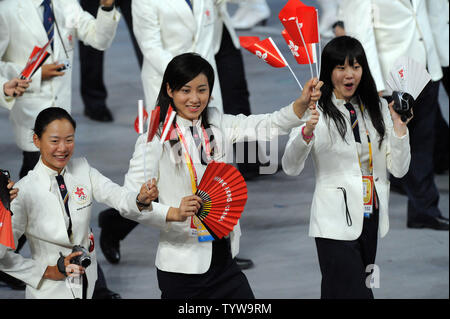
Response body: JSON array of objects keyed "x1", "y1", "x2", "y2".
[{"x1": 332, "y1": 95, "x2": 372, "y2": 176}]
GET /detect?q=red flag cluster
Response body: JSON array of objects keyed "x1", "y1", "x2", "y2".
[
  {"x1": 239, "y1": 0, "x2": 320, "y2": 83},
  {"x1": 20, "y1": 40, "x2": 52, "y2": 80}
]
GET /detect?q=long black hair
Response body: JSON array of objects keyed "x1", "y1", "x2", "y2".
[
  {"x1": 33, "y1": 107, "x2": 76, "y2": 138},
  {"x1": 155, "y1": 52, "x2": 216, "y2": 155},
  {"x1": 319, "y1": 36, "x2": 385, "y2": 147}
]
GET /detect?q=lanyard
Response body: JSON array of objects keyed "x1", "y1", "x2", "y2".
[
  {"x1": 356, "y1": 104, "x2": 373, "y2": 175},
  {"x1": 175, "y1": 123, "x2": 212, "y2": 193}
]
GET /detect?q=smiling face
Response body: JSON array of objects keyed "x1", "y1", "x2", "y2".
[
  {"x1": 331, "y1": 57, "x2": 362, "y2": 101},
  {"x1": 167, "y1": 73, "x2": 210, "y2": 121},
  {"x1": 33, "y1": 119, "x2": 75, "y2": 174}
]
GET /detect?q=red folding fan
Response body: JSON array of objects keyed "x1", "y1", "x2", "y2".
[
  {"x1": 195, "y1": 161, "x2": 248, "y2": 239},
  {"x1": 0, "y1": 199, "x2": 14, "y2": 250}
]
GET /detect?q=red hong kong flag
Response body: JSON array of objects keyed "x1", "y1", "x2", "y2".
[
  {"x1": 160, "y1": 105, "x2": 176, "y2": 143},
  {"x1": 282, "y1": 29, "x2": 316, "y2": 65},
  {"x1": 134, "y1": 107, "x2": 148, "y2": 134},
  {"x1": 240, "y1": 36, "x2": 288, "y2": 68},
  {"x1": 147, "y1": 106, "x2": 160, "y2": 143},
  {"x1": 279, "y1": 0, "x2": 319, "y2": 47},
  {"x1": 20, "y1": 44, "x2": 51, "y2": 80}
]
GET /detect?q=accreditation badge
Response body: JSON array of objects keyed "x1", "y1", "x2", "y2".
[
  {"x1": 362, "y1": 176, "x2": 374, "y2": 218},
  {"x1": 191, "y1": 216, "x2": 214, "y2": 242}
]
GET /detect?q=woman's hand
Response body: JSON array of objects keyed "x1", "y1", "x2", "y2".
[
  {"x1": 100, "y1": 0, "x2": 115, "y2": 7},
  {"x1": 388, "y1": 100, "x2": 412, "y2": 137},
  {"x1": 293, "y1": 78, "x2": 324, "y2": 119},
  {"x1": 3, "y1": 78, "x2": 31, "y2": 97},
  {"x1": 166, "y1": 195, "x2": 203, "y2": 222},
  {"x1": 137, "y1": 178, "x2": 158, "y2": 210},
  {"x1": 303, "y1": 109, "x2": 320, "y2": 143},
  {"x1": 41, "y1": 63, "x2": 65, "y2": 81},
  {"x1": 7, "y1": 180, "x2": 18, "y2": 202},
  {"x1": 43, "y1": 251, "x2": 85, "y2": 281}
]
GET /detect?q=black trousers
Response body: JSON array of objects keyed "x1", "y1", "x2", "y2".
[
  {"x1": 78, "y1": 0, "x2": 143, "y2": 111},
  {"x1": 433, "y1": 67, "x2": 449, "y2": 172},
  {"x1": 315, "y1": 207, "x2": 379, "y2": 299},
  {"x1": 157, "y1": 238, "x2": 255, "y2": 299},
  {"x1": 391, "y1": 81, "x2": 442, "y2": 221}
]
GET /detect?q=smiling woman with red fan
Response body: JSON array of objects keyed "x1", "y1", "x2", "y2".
[{"x1": 121, "y1": 52, "x2": 323, "y2": 299}]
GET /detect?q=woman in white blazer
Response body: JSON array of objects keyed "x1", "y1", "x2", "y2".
[
  {"x1": 122, "y1": 53, "x2": 322, "y2": 298},
  {"x1": 282, "y1": 37, "x2": 411, "y2": 299},
  {"x1": 132, "y1": 0, "x2": 226, "y2": 112},
  {"x1": 0, "y1": 107, "x2": 172, "y2": 299}
]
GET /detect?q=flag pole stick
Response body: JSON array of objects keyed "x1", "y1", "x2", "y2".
[
  {"x1": 296, "y1": 18, "x2": 319, "y2": 109},
  {"x1": 268, "y1": 37, "x2": 304, "y2": 91},
  {"x1": 296, "y1": 18, "x2": 314, "y2": 79},
  {"x1": 287, "y1": 63, "x2": 303, "y2": 91},
  {"x1": 315, "y1": 9, "x2": 322, "y2": 76},
  {"x1": 139, "y1": 100, "x2": 150, "y2": 191}
]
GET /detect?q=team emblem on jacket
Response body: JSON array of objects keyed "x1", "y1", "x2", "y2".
[{"x1": 71, "y1": 185, "x2": 89, "y2": 205}]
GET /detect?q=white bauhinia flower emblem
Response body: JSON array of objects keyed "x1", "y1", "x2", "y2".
[
  {"x1": 288, "y1": 40, "x2": 300, "y2": 57},
  {"x1": 256, "y1": 50, "x2": 268, "y2": 62}
]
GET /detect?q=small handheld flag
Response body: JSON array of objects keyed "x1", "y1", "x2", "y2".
[
  {"x1": 240, "y1": 36, "x2": 303, "y2": 90},
  {"x1": 134, "y1": 100, "x2": 148, "y2": 134},
  {"x1": 160, "y1": 105, "x2": 176, "y2": 144},
  {"x1": 20, "y1": 40, "x2": 52, "y2": 80}
]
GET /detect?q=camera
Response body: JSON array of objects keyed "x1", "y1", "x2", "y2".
[
  {"x1": 392, "y1": 91, "x2": 414, "y2": 123},
  {"x1": 70, "y1": 245, "x2": 91, "y2": 268},
  {"x1": 57, "y1": 59, "x2": 71, "y2": 72}
]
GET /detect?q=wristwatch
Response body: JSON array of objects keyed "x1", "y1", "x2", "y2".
[
  {"x1": 136, "y1": 194, "x2": 150, "y2": 208},
  {"x1": 101, "y1": 5, "x2": 114, "y2": 12}
]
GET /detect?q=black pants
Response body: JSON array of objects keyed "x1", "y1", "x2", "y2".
[
  {"x1": 315, "y1": 207, "x2": 379, "y2": 299},
  {"x1": 78, "y1": 0, "x2": 143, "y2": 111},
  {"x1": 433, "y1": 67, "x2": 449, "y2": 172},
  {"x1": 391, "y1": 81, "x2": 442, "y2": 221},
  {"x1": 157, "y1": 238, "x2": 254, "y2": 299}
]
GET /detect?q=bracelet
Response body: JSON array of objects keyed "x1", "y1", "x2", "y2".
[
  {"x1": 302, "y1": 126, "x2": 314, "y2": 140},
  {"x1": 101, "y1": 5, "x2": 114, "y2": 12},
  {"x1": 136, "y1": 194, "x2": 150, "y2": 208},
  {"x1": 57, "y1": 252, "x2": 67, "y2": 277}
]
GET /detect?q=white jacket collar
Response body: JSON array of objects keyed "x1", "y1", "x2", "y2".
[
  {"x1": 331, "y1": 92, "x2": 360, "y2": 111},
  {"x1": 34, "y1": 157, "x2": 68, "y2": 191},
  {"x1": 175, "y1": 115, "x2": 203, "y2": 129}
]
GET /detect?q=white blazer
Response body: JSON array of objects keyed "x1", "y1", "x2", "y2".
[
  {"x1": 426, "y1": 0, "x2": 449, "y2": 67},
  {"x1": 131, "y1": 0, "x2": 224, "y2": 112},
  {"x1": 0, "y1": 158, "x2": 155, "y2": 299},
  {"x1": 0, "y1": 0, "x2": 120, "y2": 151},
  {"x1": 339, "y1": 0, "x2": 443, "y2": 92},
  {"x1": 122, "y1": 104, "x2": 310, "y2": 274},
  {"x1": 282, "y1": 96, "x2": 411, "y2": 240}
]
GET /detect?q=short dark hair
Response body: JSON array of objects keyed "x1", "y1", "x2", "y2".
[
  {"x1": 33, "y1": 107, "x2": 76, "y2": 138},
  {"x1": 319, "y1": 36, "x2": 385, "y2": 147}
]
